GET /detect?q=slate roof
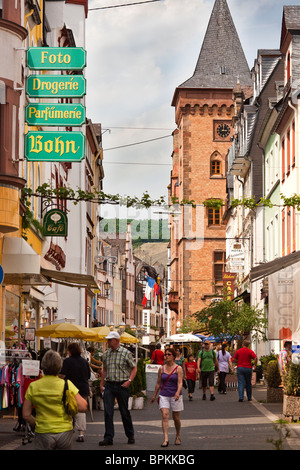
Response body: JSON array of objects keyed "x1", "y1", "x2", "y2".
[
  {"x1": 179, "y1": 0, "x2": 252, "y2": 89},
  {"x1": 280, "y1": 6, "x2": 300, "y2": 48}
]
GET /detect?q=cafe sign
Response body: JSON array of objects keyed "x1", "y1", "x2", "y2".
[
  {"x1": 26, "y1": 47, "x2": 86, "y2": 71},
  {"x1": 26, "y1": 75, "x2": 86, "y2": 98},
  {"x1": 43, "y1": 209, "x2": 68, "y2": 237},
  {"x1": 25, "y1": 103, "x2": 86, "y2": 127},
  {"x1": 222, "y1": 272, "x2": 236, "y2": 300},
  {"x1": 25, "y1": 131, "x2": 85, "y2": 162}
]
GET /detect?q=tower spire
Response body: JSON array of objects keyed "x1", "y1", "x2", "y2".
[{"x1": 179, "y1": 0, "x2": 252, "y2": 89}]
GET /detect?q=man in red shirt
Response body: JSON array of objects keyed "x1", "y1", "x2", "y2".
[
  {"x1": 232, "y1": 340, "x2": 257, "y2": 402},
  {"x1": 151, "y1": 343, "x2": 165, "y2": 365}
]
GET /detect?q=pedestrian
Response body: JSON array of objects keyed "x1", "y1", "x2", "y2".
[
  {"x1": 175, "y1": 347, "x2": 185, "y2": 367},
  {"x1": 87, "y1": 346, "x2": 103, "y2": 374},
  {"x1": 22, "y1": 350, "x2": 87, "y2": 450},
  {"x1": 278, "y1": 340, "x2": 292, "y2": 377},
  {"x1": 232, "y1": 340, "x2": 257, "y2": 402},
  {"x1": 184, "y1": 353, "x2": 198, "y2": 400},
  {"x1": 99, "y1": 331, "x2": 137, "y2": 446},
  {"x1": 150, "y1": 347, "x2": 183, "y2": 447},
  {"x1": 197, "y1": 340, "x2": 219, "y2": 401},
  {"x1": 217, "y1": 342, "x2": 232, "y2": 394},
  {"x1": 60, "y1": 342, "x2": 91, "y2": 442},
  {"x1": 151, "y1": 343, "x2": 165, "y2": 365}
]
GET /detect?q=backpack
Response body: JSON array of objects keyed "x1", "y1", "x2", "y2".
[{"x1": 199, "y1": 349, "x2": 216, "y2": 360}]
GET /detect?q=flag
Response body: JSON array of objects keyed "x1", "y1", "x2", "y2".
[{"x1": 142, "y1": 276, "x2": 156, "y2": 307}]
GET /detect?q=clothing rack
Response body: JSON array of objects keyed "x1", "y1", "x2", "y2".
[{"x1": 0, "y1": 349, "x2": 33, "y2": 419}]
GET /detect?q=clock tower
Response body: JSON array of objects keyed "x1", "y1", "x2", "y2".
[{"x1": 168, "y1": 0, "x2": 253, "y2": 332}]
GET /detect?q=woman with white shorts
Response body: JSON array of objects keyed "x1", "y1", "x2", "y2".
[{"x1": 150, "y1": 347, "x2": 183, "y2": 447}]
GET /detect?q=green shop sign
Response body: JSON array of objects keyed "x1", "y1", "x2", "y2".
[
  {"x1": 43, "y1": 209, "x2": 68, "y2": 237},
  {"x1": 25, "y1": 103, "x2": 86, "y2": 127},
  {"x1": 26, "y1": 75, "x2": 86, "y2": 98},
  {"x1": 26, "y1": 47, "x2": 86, "y2": 71},
  {"x1": 25, "y1": 131, "x2": 85, "y2": 162}
]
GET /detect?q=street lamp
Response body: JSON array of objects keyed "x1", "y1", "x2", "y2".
[{"x1": 104, "y1": 279, "x2": 111, "y2": 298}]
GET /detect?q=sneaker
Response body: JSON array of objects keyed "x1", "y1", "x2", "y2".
[
  {"x1": 210, "y1": 395, "x2": 215, "y2": 401},
  {"x1": 128, "y1": 437, "x2": 135, "y2": 444},
  {"x1": 238, "y1": 399, "x2": 243, "y2": 402},
  {"x1": 99, "y1": 439, "x2": 113, "y2": 446},
  {"x1": 76, "y1": 436, "x2": 84, "y2": 442},
  {"x1": 202, "y1": 394, "x2": 206, "y2": 400}
]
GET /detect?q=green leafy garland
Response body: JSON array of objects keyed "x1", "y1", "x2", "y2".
[{"x1": 21, "y1": 183, "x2": 300, "y2": 238}]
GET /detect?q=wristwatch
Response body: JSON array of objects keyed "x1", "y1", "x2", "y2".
[{"x1": 128, "y1": 379, "x2": 132, "y2": 382}]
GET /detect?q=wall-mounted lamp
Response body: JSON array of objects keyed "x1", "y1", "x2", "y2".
[{"x1": 104, "y1": 279, "x2": 111, "y2": 297}]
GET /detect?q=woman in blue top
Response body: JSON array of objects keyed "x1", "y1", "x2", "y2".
[{"x1": 150, "y1": 347, "x2": 183, "y2": 447}]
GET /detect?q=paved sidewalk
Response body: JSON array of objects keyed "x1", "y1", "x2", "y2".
[{"x1": 1, "y1": 383, "x2": 300, "y2": 452}]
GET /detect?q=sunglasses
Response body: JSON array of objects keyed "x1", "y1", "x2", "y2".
[{"x1": 165, "y1": 353, "x2": 172, "y2": 356}]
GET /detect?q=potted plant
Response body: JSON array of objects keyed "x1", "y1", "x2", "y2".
[
  {"x1": 91, "y1": 378, "x2": 104, "y2": 410},
  {"x1": 130, "y1": 357, "x2": 147, "y2": 409},
  {"x1": 264, "y1": 360, "x2": 283, "y2": 403},
  {"x1": 283, "y1": 363, "x2": 300, "y2": 421}
]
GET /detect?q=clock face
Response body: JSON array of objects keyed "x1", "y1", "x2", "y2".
[{"x1": 216, "y1": 123, "x2": 231, "y2": 138}]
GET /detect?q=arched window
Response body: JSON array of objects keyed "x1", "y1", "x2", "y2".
[{"x1": 210, "y1": 151, "x2": 223, "y2": 176}]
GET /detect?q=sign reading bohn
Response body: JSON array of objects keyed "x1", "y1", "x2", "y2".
[
  {"x1": 25, "y1": 103, "x2": 86, "y2": 127},
  {"x1": 25, "y1": 131, "x2": 85, "y2": 162},
  {"x1": 26, "y1": 47, "x2": 86, "y2": 70}
]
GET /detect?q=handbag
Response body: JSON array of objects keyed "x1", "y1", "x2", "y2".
[
  {"x1": 62, "y1": 379, "x2": 79, "y2": 417},
  {"x1": 157, "y1": 366, "x2": 178, "y2": 404}
]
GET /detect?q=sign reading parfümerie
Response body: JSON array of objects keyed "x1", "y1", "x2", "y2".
[
  {"x1": 26, "y1": 75, "x2": 86, "y2": 98},
  {"x1": 26, "y1": 47, "x2": 86, "y2": 71},
  {"x1": 25, "y1": 103, "x2": 86, "y2": 127},
  {"x1": 43, "y1": 209, "x2": 68, "y2": 237},
  {"x1": 25, "y1": 131, "x2": 85, "y2": 162}
]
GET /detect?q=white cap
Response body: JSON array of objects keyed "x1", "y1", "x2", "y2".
[{"x1": 105, "y1": 331, "x2": 120, "y2": 340}]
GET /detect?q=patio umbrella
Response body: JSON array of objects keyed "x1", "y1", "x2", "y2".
[
  {"x1": 164, "y1": 333, "x2": 202, "y2": 343},
  {"x1": 85, "y1": 326, "x2": 110, "y2": 341},
  {"x1": 89, "y1": 328, "x2": 139, "y2": 344},
  {"x1": 35, "y1": 322, "x2": 96, "y2": 340}
]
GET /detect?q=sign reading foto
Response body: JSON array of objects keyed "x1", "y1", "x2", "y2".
[
  {"x1": 26, "y1": 47, "x2": 86, "y2": 71},
  {"x1": 43, "y1": 209, "x2": 68, "y2": 237},
  {"x1": 25, "y1": 131, "x2": 85, "y2": 162},
  {"x1": 25, "y1": 103, "x2": 86, "y2": 127},
  {"x1": 26, "y1": 75, "x2": 86, "y2": 98}
]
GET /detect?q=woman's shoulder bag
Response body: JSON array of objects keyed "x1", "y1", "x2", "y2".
[{"x1": 62, "y1": 379, "x2": 78, "y2": 417}]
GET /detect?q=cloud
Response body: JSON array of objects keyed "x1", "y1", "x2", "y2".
[{"x1": 86, "y1": 0, "x2": 300, "y2": 200}]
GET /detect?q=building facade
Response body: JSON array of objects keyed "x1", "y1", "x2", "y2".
[{"x1": 168, "y1": 0, "x2": 252, "y2": 333}]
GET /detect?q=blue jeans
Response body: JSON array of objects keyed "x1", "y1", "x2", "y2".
[
  {"x1": 237, "y1": 367, "x2": 252, "y2": 400},
  {"x1": 103, "y1": 381, "x2": 134, "y2": 441}
]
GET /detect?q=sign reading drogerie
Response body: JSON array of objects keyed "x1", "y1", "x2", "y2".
[
  {"x1": 26, "y1": 47, "x2": 86, "y2": 70},
  {"x1": 26, "y1": 75, "x2": 86, "y2": 98},
  {"x1": 25, "y1": 131, "x2": 85, "y2": 162}
]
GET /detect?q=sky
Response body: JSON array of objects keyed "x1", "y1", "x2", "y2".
[{"x1": 85, "y1": 0, "x2": 300, "y2": 208}]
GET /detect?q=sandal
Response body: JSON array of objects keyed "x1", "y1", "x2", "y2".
[
  {"x1": 161, "y1": 441, "x2": 169, "y2": 447},
  {"x1": 175, "y1": 436, "x2": 181, "y2": 445}
]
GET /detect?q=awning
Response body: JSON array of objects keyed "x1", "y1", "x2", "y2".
[
  {"x1": 40, "y1": 268, "x2": 98, "y2": 289},
  {"x1": 250, "y1": 250, "x2": 300, "y2": 283},
  {"x1": 2, "y1": 237, "x2": 50, "y2": 286}
]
